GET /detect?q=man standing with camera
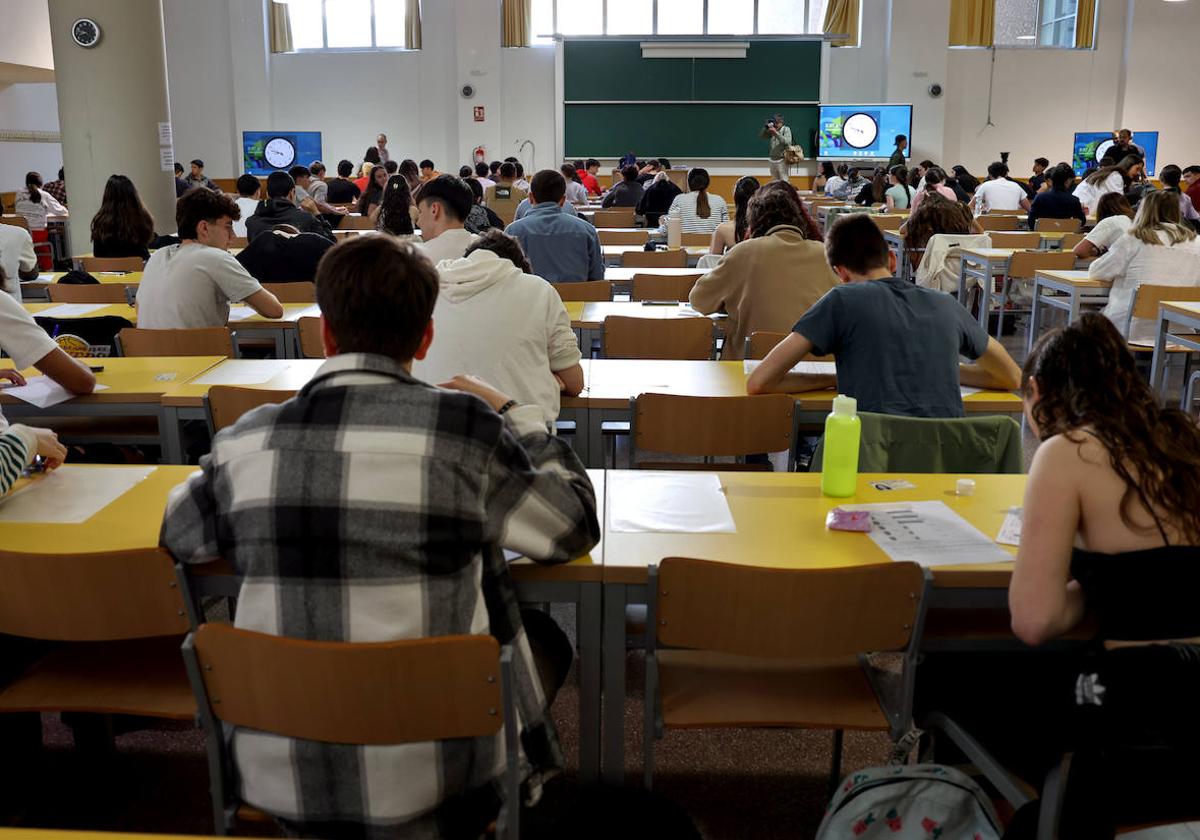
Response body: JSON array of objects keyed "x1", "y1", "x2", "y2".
[{"x1": 761, "y1": 113, "x2": 792, "y2": 183}]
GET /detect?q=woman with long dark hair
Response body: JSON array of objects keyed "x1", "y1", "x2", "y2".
[
  {"x1": 375, "y1": 175, "x2": 414, "y2": 235},
  {"x1": 1074, "y1": 192, "x2": 1135, "y2": 259},
  {"x1": 813, "y1": 161, "x2": 835, "y2": 194},
  {"x1": 399, "y1": 159, "x2": 421, "y2": 193},
  {"x1": 1073, "y1": 155, "x2": 1142, "y2": 215},
  {"x1": 356, "y1": 164, "x2": 391, "y2": 221},
  {"x1": 709, "y1": 176, "x2": 761, "y2": 254},
  {"x1": 90, "y1": 174, "x2": 156, "y2": 260},
  {"x1": 756, "y1": 180, "x2": 822, "y2": 242}
]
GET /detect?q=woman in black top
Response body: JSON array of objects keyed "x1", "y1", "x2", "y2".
[
  {"x1": 1026, "y1": 163, "x2": 1087, "y2": 230},
  {"x1": 89, "y1": 174, "x2": 155, "y2": 261},
  {"x1": 356, "y1": 164, "x2": 390, "y2": 221},
  {"x1": 635, "y1": 172, "x2": 681, "y2": 227}
]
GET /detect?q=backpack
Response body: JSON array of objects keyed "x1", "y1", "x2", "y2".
[{"x1": 816, "y1": 764, "x2": 1002, "y2": 839}]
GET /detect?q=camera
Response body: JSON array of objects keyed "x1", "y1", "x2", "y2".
[{"x1": 765, "y1": 119, "x2": 776, "y2": 129}]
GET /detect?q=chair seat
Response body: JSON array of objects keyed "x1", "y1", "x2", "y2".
[
  {"x1": 0, "y1": 635, "x2": 195, "y2": 719},
  {"x1": 658, "y1": 649, "x2": 889, "y2": 731}
]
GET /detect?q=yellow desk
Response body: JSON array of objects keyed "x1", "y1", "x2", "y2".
[
  {"x1": 1028, "y1": 269, "x2": 1112, "y2": 355},
  {"x1": 19, "y1": 271, "x2": 143, "y2": 301},
  {"x1": 228, "y1": 303, "x2": 319, "y2": 358},
  {"x1": 24, "y1": 302, "x2": 137, "y2": 322}
]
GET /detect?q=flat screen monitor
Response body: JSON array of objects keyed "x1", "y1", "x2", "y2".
[
  {"x1": 817, "y1": 104, "x2": 913, "y2": 160},
  {"x1": 1072, "y1": 131, "x2": 1158, "y2": 177},
  {"x1": 242, "y1": 131, "x2": 323, "y2": 176}
]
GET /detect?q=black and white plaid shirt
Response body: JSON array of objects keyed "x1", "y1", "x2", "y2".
[{"x1": 161, "y1": 353, "x2": 599, "y2": 836}]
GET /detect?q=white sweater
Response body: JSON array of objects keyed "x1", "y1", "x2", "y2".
[{"x1": 1090, "y1": 229, "x2": 1200, "y2": 343}]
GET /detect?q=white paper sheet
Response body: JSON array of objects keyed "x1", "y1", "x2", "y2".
[
  {"x1": 608, "y1": 472, "x2": 736, "y2": 533},
  {"x1": 0, "y1": 465, "x2": 156, "y2": 523},
  {"x1": 35, "y1": 303, "x2": 108, "y2": 318},
  {"x1": 996, "y1": 508, "x2": 1022, "y2": 547},
  {"x1": 743, "y1": 359, "x2": 837, "y2": 377},
  {"x1": 226, "y1": 307, "x2": 257, "y2": 322},
  {"x1": 36, "y1": 273, "x2": 56, "y2": 282},
  {"x1": 847, "y1": 501, "x2": 1012, "y2": 566},
  {"x1": 193, "y1": 360, "x2": 283, "y2": 386},
  {"x1": 0, "y1": 378, "x2": 109, "y2": 409},
  {"x1": 960, "y1": 386, "x2": 983, "y2": 397}
]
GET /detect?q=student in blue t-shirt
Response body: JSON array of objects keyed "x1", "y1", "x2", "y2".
[{"x1": 747, "y1": 214, "x2": 1021, "y2": 417}]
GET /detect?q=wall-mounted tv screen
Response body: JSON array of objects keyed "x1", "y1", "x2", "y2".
[
  {"x1": 242, "y1": 131, "x2": 323, "y2": 176},
  {"x1": 817, "y1": 104, "x2": 913, "y2": 160},
  {"x1": 1072, "y1": 131, "x2": 1158, "y2": 177}
]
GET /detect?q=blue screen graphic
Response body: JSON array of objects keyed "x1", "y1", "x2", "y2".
[
  {"x1": 1072, "y1": 131, "x2": 1158, "y2": 177},
  {"x1": 242, "y1": 131, "x2": 324, "y2": 176},
  {"x1": 817, "y1": 104, "x2": 913, "y2": 160}
]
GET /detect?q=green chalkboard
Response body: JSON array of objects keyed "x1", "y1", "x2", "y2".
[{"x1": 565, "y1": 103, "x2": 819, "y2": 159}]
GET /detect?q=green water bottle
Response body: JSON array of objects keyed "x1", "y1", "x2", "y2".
[{"x1": 821, "y1": 394, "x2": 861, "y2": 498}]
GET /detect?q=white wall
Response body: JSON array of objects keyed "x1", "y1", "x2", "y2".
[
  {"x1": 0, "y1": 83, "x2": 61, "y2": 189},
  {"x1": 0, "y1": 0, "x2": 53, "y2": 70}
]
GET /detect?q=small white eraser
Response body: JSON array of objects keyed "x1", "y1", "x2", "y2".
[{"x1": 956, "y1": 478, "x2": 976, "y2": 496}]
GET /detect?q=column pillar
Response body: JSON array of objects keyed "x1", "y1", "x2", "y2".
[{"x1": 47, "y1": 0, "x2": 176, "y2": 253}]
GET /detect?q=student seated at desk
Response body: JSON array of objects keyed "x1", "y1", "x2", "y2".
[
  {"x1": 505, "y1": 169, "x2": 604, "y2": 283},
  {"x1": 1073, "y1": 156, "x2": 1141, "y2": 216},
  {"x1": 823, "y1": 164, "x2": 848, "y2": 197},
  {"x1": 290, "y1": 165, "x2": 348, "y2": 223},
  {"x1": 635, "y1": 171, "x2": 681, "y2": 228},
  {"x1": 513, "y1": 195, "x2": 578, "y2": 222},
  {"x1": 247, "y1": 172, "x2": 334, "y2": 242},
  {"x1": 973, "y1": 161, "x2": 1032, "y2": 215},
  {"x1": 601, "y1": 166, "x2": 644, "y2": 209},
  {"x1": 15, "y1": 171, "x2": 68, "y2": 231},
  {"x1": 1027, "y1": 163, "x2": 1086, "y2": 230},
  {"x1": 0, "y1": 289, "x2": 95, "y2": 423},
  {"x1": 1159, "y1": 164, "x2": 1200, "y2": 225},
  {"x1": 161, "y1": 234, "x2": 597, "y2": 839},
  {"x1": 709, "y1": 175, "x2": 760, "y2": 254},
  {"x1": 747, "y1": 214, "x2": 1020, "y2": 417},
  {"x1": 325, "y1": 159, "x2": 362, "y2": 204},
  {"x1": 576, "y1": 158, "x2": 601, "y2": 196},
  {"x1": 658, "y1": 168, "x2": 728, "y2": 235},
  {"x1": 89, "y1": 174, "x2": 154, "y2": 261},
  {"x1": 852, "y1": 168, "x2": 887, "y2": 206},
  {"x1": 419, "y1": 159, "x2": 441, "y2": 183},
  {"x1": 0, "y1": 423, "x2": 66, "y2": 496},
  {"x1": 0, "y1": 220, "x2": 38, "y2": 298},
  {"x1": 1090, "y1": 190, "x2": 1200, "y2": 344},
  {"x1": 909, "y1": 167, "x2": 958, "y2": 214},
  {"x1": 236, "y1": 225, "x2": 333, "y2": 283},
  {"x1": 232, "y1": 174, "x2": 261, "y2": 238},
  {"x1": 952, "y1": 164, "x2": 980, "y2": 196},
  {"x1": 415, "y1": 174, "x2": 479, "y2": 263},
  {"x1": 463, "y1": 179, "x2": 503, "y2": 234},
  {"x1": 354, "y1": 164, "x2": 391, "y2": 225},
  {"x1": 377, "y1": 175, "x2": 416, "y2": 236},
  {"x1": 691, "y1": 187, "x2": 836, "y2": 360},
  {"x1": 183, "y1": 159, "x2": 220, "y2": 193},
  {"x1": 137, "y1": 188, "x2": 283, "y2": 329},
  {"x1": 813, "y1": 161, "x2": 834, "y2": 194},
  {"x1": 1074, "y1": 193, "x2": 1134, "y2": 259},
  {"x1": 413, "y1": 230, "x2": 583, "y2": 424},
  {"x1": 885, "y1": 165, "x2": 914, "y2": 211}
]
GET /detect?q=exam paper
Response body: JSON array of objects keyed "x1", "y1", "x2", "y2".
[
  {"x1": 743, "y1": 359, "x2": 837, "y2": 377},
  {"x1": 609, "y1": 472, "x2": 736, "y2": 534},
  {"x1": 996, "y1": 508, "x2": 1022, "y2": 547},
  {"x1": 1, "y1": 378, "x2": 109, "y2": 409},
  {"x1": 36, "y1": 273, "x2": 56, "y2": 282},
  {"x1": 36, "y1": 303, "x2": 108, "y2": 318},
  {"x1": 226, "y1": 307, "x2": 257, "y2": 322},
  {"x1": 193, "y1": 360, "x2": 283, "y2": 386},
  {"x1": 850, "y1": 501, "x2": 1012, "y2": 566},
  {"x1": 960, "y1": 386, "x2": 983, "y2": 397},
  {"x1": 0, "y1": 465, "x2": 156, "y2": 523}
]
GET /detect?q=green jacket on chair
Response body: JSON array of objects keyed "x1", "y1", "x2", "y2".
[{"x1": 810, "y1": 412, "x2": 1024, "y2": 474}]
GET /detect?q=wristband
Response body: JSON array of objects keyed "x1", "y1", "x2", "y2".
[{"x1": 497, "y1": 399, "x2": 519, "y2": 415}]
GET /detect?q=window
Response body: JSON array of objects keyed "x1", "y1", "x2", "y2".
[
  {"x1": 606, "y1": 0, "x2": 653, "y2": 35},
  {"x1": 993, "y1": 0, "x2": 1091, "y2": 48},
  {"x1": 658, "y1": 0, "x2": 704, "y2": 34},
  {"x1": 1038, "y1": 0, "x2": 1077, "y2": 47},
  {"x1": 286, "y1": 0, "x2": 418, "y2": 51},
  {"x1": 528, "y1": 0, "x2": 830, "y2": 40},
  {"x1": 707, "y1": 0, "x2": 754, "y2": 35}
]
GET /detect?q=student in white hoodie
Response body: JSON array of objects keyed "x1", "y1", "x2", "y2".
[{"x1": 412, "y1": 230, "x2": 583, "y2": 425}]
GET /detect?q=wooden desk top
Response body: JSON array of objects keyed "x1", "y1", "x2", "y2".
[
  {"x1": 601, "y1": 470, "x2": 1021, "y2": 586},
  {"x1": 0, "y1": 356, "x2": 224, "y2": 406},
  {"x1": 574, "y1": 301, "x2": 712, "y2": 329},
  {"x1": 959, "y1": 248, "x2": 1018, "y2": 260},
  {"x1": 602, "y1": 267, "x2": 704, "y2": 282},
  {"x1": 24, "y1": 303, "x2": 137, "y2": 321},
  {"x1": 1034, "y1": 269, "x2": 1109, "y2": 288},
  {"x1": 160, "y1": 358, "x2": 325, "y2": 407},
  {"x1": 1161, "y1": 300, "x2": 1200, "y2": 320}
]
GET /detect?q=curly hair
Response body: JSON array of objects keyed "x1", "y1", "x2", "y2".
[
  {"x1": 746, "y1": 188, "x2": 805, "y2": 239},
  {"x1": 376, "y1": 175, "x2": 414, "y2": 235},
  {"x1": 755, "y1": 181, "x2": 822, "y2": 241},
  {"x1": 902, "y1": 193, "x2": 976, "y2": 253},
  {"x1": 1023, "y1": 313, "x2": 1200, "y2": 543}
]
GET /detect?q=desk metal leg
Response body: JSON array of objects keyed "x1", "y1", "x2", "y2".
[
  {"x1": 602, "y1": 581, "x2": 630, "y2": 785},
  {"x1": 577, "y1": 581, "x2": 602, "y2": 784},
  {"x1": 1150, "y1": 315, "x2": 1170, "y2": 405},
  {"x1": 161, "y1": 406, "x2": 184, "y2": 464},
  {"x1": 1027, "y1": 281, "x2": 1044, "y2": 356}
]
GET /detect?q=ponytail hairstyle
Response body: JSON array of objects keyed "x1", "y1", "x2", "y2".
[
  {"x1": 923, "y1": 167, "x2": 946, "y2": 192},
  {"x1": 732, "y1": 176, "x2": 761, "y2": 242},
  {"x1": 25, "y1": 171, "x2": 43, "y2": 204},
  {"x1": 688, "y1": 167, "x2": 711, "y2": 219},
  {"x1": 889, "y1": 165, "x2": 912, "y2": 204},
  {"x1": 1023, "y1": 313, "x2": 1200, "y2": 543}
]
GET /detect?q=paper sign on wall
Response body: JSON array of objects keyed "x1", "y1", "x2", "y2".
[
  {"x1": 157, "y1": 121, "x2": 173, "y2": 146},
  {"x1": 160, "y1": 148, "x2": 176, "y2": 172}
]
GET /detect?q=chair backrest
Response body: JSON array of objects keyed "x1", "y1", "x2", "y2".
[
  {"x1": 665, "y1": 170, "x2": 688, "y2": 192},
  {"x1": 229, "y1": 236, "x2": 249, "y2": 249},
  {"x1": 598, "y1": 229, "x2": 649, "y2": 246},
  {"x1": 80, "y1": 256, "x2": 143, "y2": 273},
  {"x1": 593, "y1": 208, "x2": 636, "y2": 228},
  {"x1": 743, "y1": 330, "x2": 790, "y2": 360},
  {"x1": 485, "y1": 185, "x2": 528, "y2": 225},
  {"x1": 630, "y1": 273, "x2": 702, "y2": 302},
  {"x1": 1034, "y1": 217, "x2": 1082, "y2": 233},
  {"x1": 602, "y1": 315, "x2": 713, "y2": 360},
  {"x1": 47, "y1": 284, "x2": 128, "y2": 303},
  {"x1": 1130, "y1": 284, "x2": 1200, "y2": 320},
  {"x1": 986, "y1": 232, "x2": 1041, "y2": 250},
  {"x1": 552, "y1": 279, "x2": 612, "y2": 301},
  {"x1": 297, "y1": 316, "x2": 325, "y2": 358},
  {"x1": 871, "y1": 215, "x2": 904, "y2": 231},
  {"x1": 262, "y1": 281, "x2": 316, "y2": 303},
  {"x1": 976, "y1": 215, "x2": 1020, "y2": 232},
  {"x1": 118, "y1": 327, "x2": 236, "y2": 358},
  {"x1": 1058, "y1": 232, "x2": 1084, "y2": 251},
  {"x1": 1007, "y1": 250, "x2": 1075, "y2": 280},
  {"x1": 0, "y1": 549, "x2": 188, "y2": 641},
  {"x1": 339, "y1": 215, "x2": 376, "y2": 230},
  {"x1": 680, "y1": 232, "x2": 711, "y2": 246},
  {"x1": 622, "y1": 249, "x2": 689, "y2": 269},
  {"x1": 206, "y1": 386, "x2": 294, "y2": 432},
  {"x1": 633, "y1": 393, "x2": 796, "y2": 458},
  {"x1": 187, "y1": 623, "x2": 503, "y2": 744},
  {"x1": 810, "y1": 412, "x2": 1024, "y2": 474},
  {"x1": 653, "y1": 558, "x2": 926, "y2": 658},
  {"x1": 1, "y1": 214, "x2": 30, "y2": 230}
]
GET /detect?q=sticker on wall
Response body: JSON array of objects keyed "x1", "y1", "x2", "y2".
[{"x1": 473, "y1": 106, "x2": 485, "y2": 122}]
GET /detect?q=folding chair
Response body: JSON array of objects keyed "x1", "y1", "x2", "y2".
[
  {"x1": 297, "y1": 316, "x2": 325, "y2": 358},
  {"x1": 598, "y1": 229, "x2": 649, "y2": 246},
  {"x1": 205, "y1": 386, "x2": 294, "y2": 433},
  {"x1": 602, "y1": 316, "x2": 713, "y2": 360},
  {"x1": 485, "y1": 185, "x2": 528, "y2": 226},
  {"x1": 621, "y1": 250, "x2": 688, "y2": 269},
  {"x1": 1058, "y1": 233, "x2": 1084, "y2": 251},
  {"x1": 79, "y1": 256, "x2": 143, "y2": 273},
  {"x1": 630, "y1": 393, "x2": 800, "y2": 470},
  {"x1": 976, "y1": 215, "x2": 1021, "y2": 232},
  {"x1": 1034, "y1": 218, "x2": 1082, "y2": 233},
  {"x1": 117, "y1": 327, "x2": 238, "y2": 358},
  {"x1": 47, "y1": 284, "x2": 129, "y2": 303},
  {"x1": 593, "y1": 208, "x2": 636, "y2": 228},
  {"x1": 630, "y1": 273, "x2": 702, "y2": 302}
]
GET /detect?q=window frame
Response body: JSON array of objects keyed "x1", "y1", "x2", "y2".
[
  {"x1": 289, "y1": 0, "x2": 418, "y2": 53},
  {"x1": 975, "y1": 0, "x2": 1096, "y2": 51},
  {"x1": 529, "y1": 0, "x2": 827, "y2": 42}
]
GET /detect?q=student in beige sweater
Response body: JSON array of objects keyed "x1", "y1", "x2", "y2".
[{"x1": 689, "y1": 187, "x2": 838, "y2": 360}]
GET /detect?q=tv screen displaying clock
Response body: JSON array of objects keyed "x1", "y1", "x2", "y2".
[
  {"x1": 242, "y1": 131, "x2": 324, "y2": 176},
  {"x1": 1071, "y1": 130, "x2": 1158, "y2": 177},
  {"x1": 817, "y1": 104, "x2": 913, "y2": 160}
]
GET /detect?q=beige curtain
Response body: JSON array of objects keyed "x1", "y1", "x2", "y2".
[
  {"x1": 948, "y1": 0, "x2": 995, "y2": 47},
  {"x1": 502, "y1": 0, "x2": 532, "y2": 48},
  {"x1": 405, "y1": 0, "x2": 422, "y2": 50},
  {"x1": 268, "y1": 0, "x2": 293, "y2": 54},
  {"x1": 1075, "y1": 0, "x2": 1096, "y2": 48},
  {"x1": 822, "y1": 0, "x2": 860, "y2": 47}
]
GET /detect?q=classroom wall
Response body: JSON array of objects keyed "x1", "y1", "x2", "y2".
[
  {"x1": 0, "y1": 0, "x2": 60, "y2": 192},
  {"x1": 0, "y1": 0, "x2": 54, "y2": 71}
]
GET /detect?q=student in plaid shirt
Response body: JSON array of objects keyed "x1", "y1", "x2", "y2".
[{"x1": 161, "y1": 235, "x2": 599, "y2": 838}]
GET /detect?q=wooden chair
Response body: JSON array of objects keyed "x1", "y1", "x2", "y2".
[
  {"x1": 621, "y1": 250, "x2": 689, "y2": 269},
  {"x1": 976, "y1": 215, "x2": 1021, "y2": 232},
  {"x1": 0, "y1": 548, "x2": 195, "y2": 741},
  {"x1": 987, "y1": 232, "x2": 1041, "y2": 250},
  {"x1": 643, "y1": 558, "x2": 930, "y2": 789},
  {"x1": 680, "y1": 232, "x2": 711, "y2": 246},
  {"x1": 1125, "y1": 285, "x2": 1200, "y2": 382},
  {"x1": 598, "y1": 229, "x2": 649, "y2": 246},
  {"x1": 593, "y1": 208, "x2": 636, "y2": 228},
  {"x1": 205, "y1": 386, "x2": 294, "y2": 433},
  {"x1": 262, "y1": 281, "x2": 316, "y2": 303},
  {"x1": 870, "y1": 215, "x2": 904, "y2": 231},
  {"x1": 339, "y1": 215, "x2": 376, "y2": 230},
  {"x1": 990, "y1": 250, "x2": 1076, "y2": 336},
  {"x1": 1059, "y1": 232, "x2": 1085, "y2": 251},
  {"x1": 117, "y1": 327, "x2": 237, "y2": 358},
  {"x1": 1034, "y1": 217, "x2": 1082, "y2": 233},
  {"x1": 602, "y1": 316, "x2": 713, "y2": 360},
  {"x1": 743, "y1": 330, "x2": 790, "y2": 360},
  {"x1": 80, "y1": 256, "x2": 143, "y2": 273},
  {"x1": 1, "y1": 214, "x2": 30, "y2": 230},
  {"x1": 631, "y1": 393, "x2": 800, "y2": 470},
  {"x1": 630, "y1": 273, "x2": 702, "y2": 302},
  {"x1": 551, "y1": 280, "x2": 612, "y2": 302},
  {"x1": 47, "y1": 284, "x2": 129, "y2": 303},
  {"x1": 183, "y1": 623, "x2": 519, "y2": 838},
  {"x1": 485, "y1": 185, "x2": 528, "y2": 226},
  {"x1": 297, "y1": 316, "x2": 325, "y2": 358}
]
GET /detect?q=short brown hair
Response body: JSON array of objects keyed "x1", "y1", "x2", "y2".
[
  {"x1": 464, "y1": 229, "x2": 533, "y2": 274},
  {"x1": 825, "y1": 214, "x2": 890, "y2": 275},
  {"x1": 530, "y1": 169, "x2": 567, "y2": 204},
  {"x1": 315, "y1": 237, "x2": 438, "y2": 361},
  {"x1": 176, "y1": 188, "x2": 240, "y2": 239}
]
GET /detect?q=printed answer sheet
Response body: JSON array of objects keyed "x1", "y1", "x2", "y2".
[{"x1": 849, "y1": 501, "x2": 1012, "y2": 566}]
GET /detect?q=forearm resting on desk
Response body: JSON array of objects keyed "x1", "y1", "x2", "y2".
[{"x1": 960, "y1": 337, "x2": 1022, "y2": 391}]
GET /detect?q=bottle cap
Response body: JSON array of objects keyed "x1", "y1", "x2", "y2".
[
  {"x1": 956, "y1": 478, "x2": 976, "y2": 496},
  {"x1": 832, "y1": 394, "x2": 857, "y2": 416}
]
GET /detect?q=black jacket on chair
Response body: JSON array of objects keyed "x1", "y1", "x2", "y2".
[
  {"x1": 245, "y1": 199, "x2": 334, "y2": 242},
  {"x1": 236, "y1": 231, "x2": 335, "y2": 283}
]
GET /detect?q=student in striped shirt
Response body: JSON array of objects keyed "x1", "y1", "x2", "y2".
[
  {"x1": 0, "y1": 425, "x2": 66, "y2": 495},
  {"x1": 658, "y1": 168, "x2": 729, "y2": 235}
]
